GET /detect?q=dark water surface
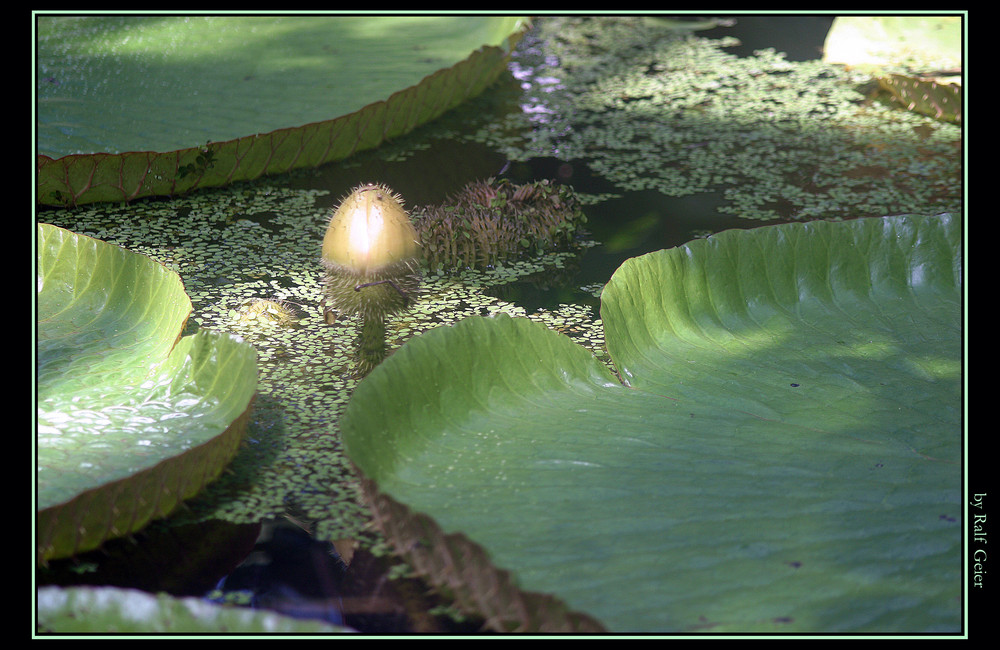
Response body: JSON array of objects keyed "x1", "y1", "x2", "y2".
[{"x1": 698, "y1": 15, "x2": 836, "y2": 61}]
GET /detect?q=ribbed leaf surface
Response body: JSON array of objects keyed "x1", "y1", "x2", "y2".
[{"x1": 342, "y1": 214, "x2": 961, "y2": 632}]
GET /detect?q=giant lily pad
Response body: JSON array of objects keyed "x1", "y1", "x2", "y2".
[
  {"x1": 341, "y1": 213, "x2": 962, "y2": 632},
  {"x1": 823, "y1": 15, "x2": 962, "y2": 72},
  {"x1": 36, "y1": 223, "x2": 258, "y2": 564},
  {"x1": 36, "y1": 15, "x2": 528, "y2": 206},
  {"x1": 37, "y1": 586, "x2": 352, "y2": 633}
]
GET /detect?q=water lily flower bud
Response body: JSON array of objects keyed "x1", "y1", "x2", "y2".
[
  {"x1": 322, "y1": 183, "x2": 420, "y2": 276},
  {"x1": 321, "y1": 183, "x2": 422, "y2": 376},
  {"x1": 321, "y1": 183, "x2": 423, "y2": 320}
]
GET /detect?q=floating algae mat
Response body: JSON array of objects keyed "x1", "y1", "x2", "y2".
[{"x1": 431, "y1": 16, "x2": 961, "y2": 222}]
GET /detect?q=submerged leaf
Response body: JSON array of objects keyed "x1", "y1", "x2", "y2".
[{"x1": 875, "y1": 74, "x2": 961, "y2": 124}]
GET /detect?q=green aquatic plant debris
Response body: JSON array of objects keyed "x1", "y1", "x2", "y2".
[{"x1": 233, "y1": 297, "x2": 303, "y2": 328}]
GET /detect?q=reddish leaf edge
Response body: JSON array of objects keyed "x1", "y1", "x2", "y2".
[{"x1": 359, "y1": 474, "x2": 607, "y2": 633}]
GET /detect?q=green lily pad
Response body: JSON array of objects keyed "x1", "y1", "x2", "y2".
[
  {"x1": 36, "y1": 586, "x2": 352, "y2": 633},
  {"x1": 36, "y1": 223, "x2": 258, "y2": 564},
  {"x1": 823, "y1": 15, "x2": 962, "y2": 72},
  {"x1": 36, "y1": 15, "x2": 528, "y2": 206},
  {"x1": 341, "y1": 213, "x2": 962, "y2": 632}
]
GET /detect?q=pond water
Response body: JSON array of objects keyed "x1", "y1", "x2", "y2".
[{"x1": 36, "y1": 15, "x2": 961, "y2": 634}]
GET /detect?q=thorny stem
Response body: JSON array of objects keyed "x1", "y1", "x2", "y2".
[
  {"x1": 356, "y1": 312, "x2": 387, "y2": 378},
  {"x1": 355, "y1": 279, "x2": 410, "y2": 304}
]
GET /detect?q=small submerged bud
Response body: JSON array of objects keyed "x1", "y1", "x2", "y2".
[{"x1": 235, "y1": 297, "x2": 302, "y2": 328}]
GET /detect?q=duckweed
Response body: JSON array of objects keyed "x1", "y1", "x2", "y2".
[
  {"x1": 40, "y1": 174, "x2": 603, "y2": 545},
  {"x1": 428, "y1": 16, "x2": 961, "y2": 222}
]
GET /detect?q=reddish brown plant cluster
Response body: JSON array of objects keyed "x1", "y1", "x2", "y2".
[{"x1": 411, "y1": 178, "x2": 588, "y2": 272}]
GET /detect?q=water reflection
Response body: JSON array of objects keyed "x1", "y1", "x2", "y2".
[{"x1": 207, "y1": 519, "x2": 347, "y2": 627}]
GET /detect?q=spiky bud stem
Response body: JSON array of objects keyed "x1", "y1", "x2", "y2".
[{"x1": 356, "y1": 312, "x2": 388, "y2": 377}]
